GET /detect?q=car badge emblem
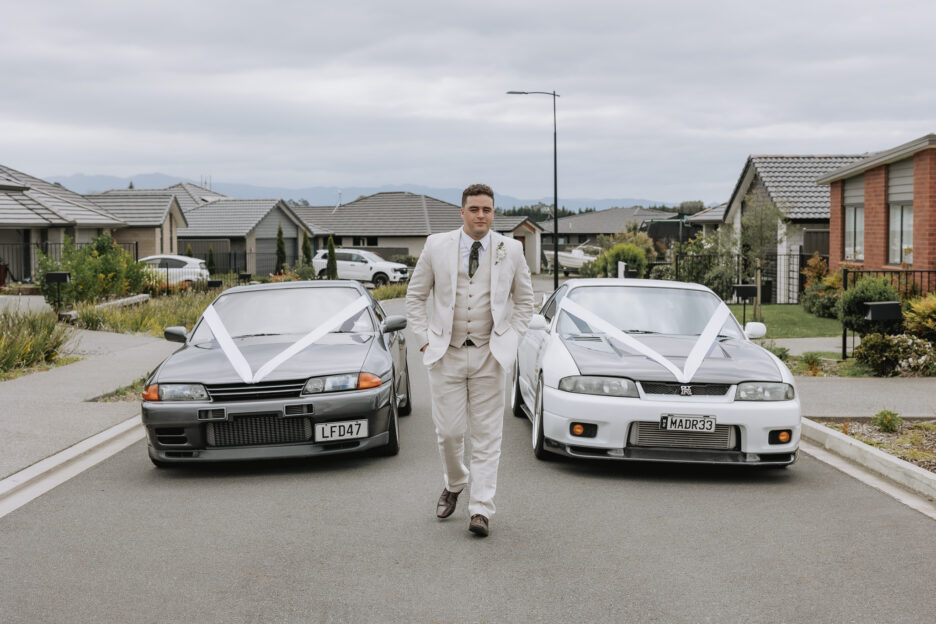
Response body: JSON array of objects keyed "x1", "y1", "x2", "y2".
[{"x1": 680, "y1": 385, "x2": 693, "y2": 396}]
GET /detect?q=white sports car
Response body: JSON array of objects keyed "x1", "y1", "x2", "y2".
[{"x1": 512, "y1": 279, "x2": 801, "y2": 466}]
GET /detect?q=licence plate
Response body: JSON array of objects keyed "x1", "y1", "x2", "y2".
[
  {"x1": 315, "y1": 419, "x2": 368, "y2": 441},
  {"x1": 660, "y1": 414, "x2": 716, "y2": 433}
]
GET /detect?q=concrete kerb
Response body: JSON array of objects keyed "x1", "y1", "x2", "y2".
[{"x1": 801, "y1": 418, "x2": 936, "y2": 501}]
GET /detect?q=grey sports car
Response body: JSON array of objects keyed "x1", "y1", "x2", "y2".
[{"x1": 141, "y1": 281, "x2": 411, "y2": 466}]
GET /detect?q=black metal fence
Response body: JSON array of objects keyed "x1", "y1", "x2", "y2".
[
  {"x1": 651, "y1": 252, "x2": 823, "y2": 304},
  {"x1": 0, "y1": 241, "x2": 139, "y2": 285},
  {"x1": 841, "y1": 267, "x2": 936, "y2": 298}
]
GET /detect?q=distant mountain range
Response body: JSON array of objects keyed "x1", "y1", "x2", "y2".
[{"x1": 47, "y1": 172, "x2": 672, "y2": 211}]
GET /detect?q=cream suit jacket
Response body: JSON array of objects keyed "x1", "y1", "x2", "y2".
[{"x1": 405, "y1": 229, "x2": 534, "y2": 371}]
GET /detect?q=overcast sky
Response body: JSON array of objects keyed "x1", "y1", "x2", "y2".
[{"x1": 2, "y1": 0, "x2": 935, "y2": 204}]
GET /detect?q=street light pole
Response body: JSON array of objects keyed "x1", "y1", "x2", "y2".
[{"x1": 507, "y1": 90, "x2": 560, "y2": 290}]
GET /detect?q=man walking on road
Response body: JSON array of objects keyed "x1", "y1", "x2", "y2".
[{"x1": 405, "y1": 183, "x2": 534, "y2": 537}]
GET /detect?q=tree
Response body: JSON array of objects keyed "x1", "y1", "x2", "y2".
[
  {"x1": 275, "y1": 223, "x2": 287, "y2": 275},
  {"x1": 206, "y1": 246, "x2": 216, "y2": 274},
  {"x1": 128, "y1": 180, "x2": 134, "y2": 189},
  {"x1": 740, "y1": 190, "x2": 788, "y2": 321},
  {"x1": 326, "y1": 236, "x2": 338, "y2": 280},
  {"x1": 301, "y1": 230, "x2": 313, "y2": 265},
  {"x1": 185, "y1": 243, "x2": 194, "y2": 257},
  {"x1": 677, "y1": 200, "x2": 705, "y2": 215}
]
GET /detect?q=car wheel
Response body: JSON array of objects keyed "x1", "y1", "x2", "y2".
[
  {"x1": 375, "y1": 396, "x2": 400, "y2": 456},
  {"x1": 398, "y1": 362, "x2": 412, "y2": 416},
  {"x1": 532, "y1": 376, "x2": 551, "y2": 460},
  {"x1": 511, "y1": 361, "x2": 526, "y2": 418},
  {"x1": 372, "y1": 273, "x2": 388, "y2": 287},
  {"x1": 318, "y1": 269, "x2": 327, "y2": 278}
]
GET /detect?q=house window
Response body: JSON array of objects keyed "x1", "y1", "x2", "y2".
[
  {"x1": 888, "y1": 204, "x2": 913, "y2": 264},
  {"x1": 843, "y1": 205, "x2": 864, "y2": 261},
  {"x1": 353, "y1": 236, "x2": 377, "y2": 247}
]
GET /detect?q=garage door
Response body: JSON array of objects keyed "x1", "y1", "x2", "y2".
[{"x1": 255, "y1": 238, "x2": 297, "y2": 276}]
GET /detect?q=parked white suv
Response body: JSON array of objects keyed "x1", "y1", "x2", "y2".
[
  {"x1": 141, "y1": 254, "x2": 210, "y2": 285},
  {"x1": 312, "y1": 249, "x2": 409, "y2": 287}
]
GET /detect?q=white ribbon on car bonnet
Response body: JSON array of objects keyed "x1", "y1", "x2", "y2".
[
  {"x1": 201, "y1": 295, "x2": 371, "y2": 385},
  {"x1": 558, "y1": 297, "x2": 732, "y2": 384}
]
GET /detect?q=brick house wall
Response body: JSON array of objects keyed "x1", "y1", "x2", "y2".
[{"x1": 829, "y1": 147, "x2": 935, "y2": 272}]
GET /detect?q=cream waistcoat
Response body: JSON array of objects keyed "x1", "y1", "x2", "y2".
[{"x1": 450, "y1": 243, "x2": 493, "y2": 347}]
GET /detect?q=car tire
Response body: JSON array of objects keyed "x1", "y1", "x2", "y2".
[
  {"x1": 375, "y1": 397, "x2": 400, "y2": 456},
  {"x1": 532, "y1": 376, "x2": 551, "y2": 460},
  {"x1": 318, "y1": 269, "x2": 327, "y2": 278},
  {"x1": 372, "y1": 273, "x2": 388, "y2": 287},
  {"x1": 511, "y1": 361, "x2": 526, "y2": 418},
  {"x1": 398, "y1": 362, "x2": 412, "y2": 416}
]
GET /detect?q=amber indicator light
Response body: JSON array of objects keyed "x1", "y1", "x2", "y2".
[
  {"x1": 142, "y1": 385, "x2": 160, "y2": 401},
  {"x1": 571, "y1": 423, "x2": 585, "y2": 436},
  {"x1": 358, "y1": 373, "x2": 382, "y2": 389}
]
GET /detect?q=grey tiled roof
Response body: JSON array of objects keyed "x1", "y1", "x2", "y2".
[
  {"x1": 178, "y1": 199, "x2": 318, "y2": 238},
  {"x1": 736, "y1": 155, "x2": 867, "y2": 220},
  {"x1": 162, "y1": 182, "x2": 227, "y2": 212},
  {"x1": 816, "y1": 133, "x2": 936, "y2": 184},
  {"x1": 294, "y1": 191, "x2": 538, "y2": 237},
  {"x1": 688, "y1": 203, "x2": 727, "y2": 224},
  {"x1": 86, "y1": 191, "x2": 186, "y2": 228},
  {"x1": 551, "y1": 206, "x2": 678, "y2": 236},
  {"x1": 0, "y1": 164, "x2": 125, "y2": 228}
]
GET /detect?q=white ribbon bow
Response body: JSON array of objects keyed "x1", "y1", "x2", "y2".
[
  {"x1": 558, "y1": 297, "x2": 732, "y2": 384},
  {"x1": 202, "y1": 295, "x2": 371, "y2": 385}
]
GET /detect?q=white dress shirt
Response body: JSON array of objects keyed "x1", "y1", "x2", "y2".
[{"x1": 459, "y1": 229, "x2": 491, "y2": 275}]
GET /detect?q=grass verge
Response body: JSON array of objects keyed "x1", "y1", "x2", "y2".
[
  {"x1": 92, "y1": 375, "x2": 149, "y2": 402},
  {"x1": 74, "y1": 290, "x2": 217, "y2": 337},
  {"x1": 0, "y1": 356, "x2": 82, "y2": 382},
  {"x1": 0, "y1": 309, "x2": 75, "y2": 375},
  {"x1": 372, "y1": 283, "x2": 407, "y2": 301},
  {"x1": 728, "y1": 304, "x2": 841, "y2": 338},
  {"x1": 824, "y1": 419, "x2": 936, "y2": 474}
]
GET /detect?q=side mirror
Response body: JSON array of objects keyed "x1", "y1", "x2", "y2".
[
  {"x1": 529, "y1": 314, "x2": 549, "y2": 331},
  {"x1": 381, "y1": 315, "x2": 407, "y2": 333},
  {"x1": 744, "y1": 322, "x2": 767, "y2": 340},
  {"x1": 164, "y1": 326, "x2": 188, "y2": 343}
]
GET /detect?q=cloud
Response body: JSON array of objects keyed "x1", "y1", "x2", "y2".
[{"x1": 2, "y1": 0, "x2": 935, "y2": 203}]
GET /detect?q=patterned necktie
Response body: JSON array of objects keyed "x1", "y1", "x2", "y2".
[{"x1": 468, "y1": 241, "x2": 481, "y2": 277}]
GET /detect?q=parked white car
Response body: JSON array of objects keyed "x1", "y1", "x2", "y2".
[
  {"x1": 513, "y1": 278, "x2": 801, "y2": 466},
  {"x1": 141, "y1": 254, "x2": 210, "y2": 286},
  {"x1": 312, "y1": 249, "x2": 409, "y2": 287}
]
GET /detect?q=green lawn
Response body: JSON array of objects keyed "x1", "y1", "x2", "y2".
[{"x1": 727, "y1": 304, "x2": 841, "y2": 339}]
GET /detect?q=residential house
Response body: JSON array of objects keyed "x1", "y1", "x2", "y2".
[
  {"x1": 723, "y1": 154, "x2": 866, "y2": 302},
  {"x1": 293, "y1": 192, "x2": 543, "y2": 273},
  {"x1": 542, "y1": 206, "x2": 678, "y2": 250},
  {"x1": 0, "y1": 164, "x2": 125, "y2": 283},
  {"x1": 86, "y1": 191, "x2": 187, "y2": 258},
  {"x1": 177, "y1": 198, "x2": 322, "y2": 276},
  {"x1": 818, "y1": 133, "x2": 936, "y2": 276},
  {"x1": 687, "y1": 203, "x2": 727, "y2": 236}
]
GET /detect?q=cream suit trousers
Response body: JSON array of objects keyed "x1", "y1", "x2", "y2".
[{"x1": 426, "y1": 343, "x2": 505, "y2": 518}]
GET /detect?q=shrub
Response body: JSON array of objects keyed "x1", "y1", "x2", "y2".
[
  {"x1": 73, "y1": 290, "x2": 216, "y2": 337},
  {"x1": 853, "y1": 333, "x2": 898, "y2": 376},
  {"x1": 326, "y1": 236, "x2": 338, "y2": 280},
  {"x1": 594, "y1": 243, "x2": 647, "y2": 278},
  {"x1": 903, "y1": 293, "x2": 936, "y2": 342},
  {"x1": 37, "y1": 233, "x2": 147, "y2": 308},
  {"x1": 802, "y1": 271, "x2": 842, "y2": 319},
  {"x1": 372, "y1": 283, "x2": 407, "y2": 301},
  {"x1": 800, "y1": 352, "x2": 823, "y2": 376},
  {"x1": 390, "y1": 254, "x2": 418, "y2": 267},
  {"x1": 838, "y1": 276, "x2": 901, "y2": 336},
  {"x1": 649, "y1": 263, "x2": 673, "y2": 281},
  {"x1": 0, "y1": 310, "x2": 73, "y2": 373},
  {"x1": 275, "y1": 223, "x2": 287, "y2": 275},
  {"x1": 206, "y1": 246, "x2": 216, "y2": 274},
  {"x1": 760, "y1": 340, "x2": 789, "y2": 362},
  {"x1": 871, "y1": 410, "x2": 902, "y2": 433},
  {"x1": 800, "y1": 252, "x2": 828, "y2": 289}
]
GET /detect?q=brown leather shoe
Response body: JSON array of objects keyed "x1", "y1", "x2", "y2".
[
  {"x1": 436, "y1": 489, "x2": 460, "y2": 519},
  {"x1": 468, "y1": 514, "x2": 489, "y2": 537}
]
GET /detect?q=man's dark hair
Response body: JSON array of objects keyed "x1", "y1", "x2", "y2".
[{"x1": 462, "y1": 183, "x2": 494, "y2": 207}]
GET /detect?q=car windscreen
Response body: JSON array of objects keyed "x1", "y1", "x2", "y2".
[
  {"x1": 557, "y1": 285, "x2": 743, "y2": 338},
  {"x1": 190, "y1": 287, "x2": 374, "y2": 345},
  {"x1": 360, "y1": 251, "x2": 384, "y2": 262}
]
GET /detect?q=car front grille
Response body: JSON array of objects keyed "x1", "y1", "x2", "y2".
[
  {"x1": 206, "y1": 415, "x2": 313, "y2": 447},
  {"x1": 639, "y1": 382, "x2": 731, "y2": 396},
  {"x1": 629, "y1": 421, "x2": 735, "y2": 450},
  {"x1": 205, "y1": 379, "x2": 306, "y2": 402}
]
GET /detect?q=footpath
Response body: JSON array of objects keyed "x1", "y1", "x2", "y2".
[{"x1": 0, "y1": 297, "x2": 933, "y2": 515}]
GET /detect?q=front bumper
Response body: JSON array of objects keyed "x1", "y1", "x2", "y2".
[
  {"x1": 142, "y1": 384, "x2": 393, "y2": 464},
  {"x1": 540, "y1": 385, "x2": 801, "y2": 466}
]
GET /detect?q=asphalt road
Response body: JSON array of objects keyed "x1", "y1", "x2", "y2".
[{"x1": 1, "y1": 301, "x2": 935, "y2": 623}]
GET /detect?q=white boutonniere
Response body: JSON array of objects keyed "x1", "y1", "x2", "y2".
[{"x1": 495, "y1": 241, "x2": 506, "y2": 265}]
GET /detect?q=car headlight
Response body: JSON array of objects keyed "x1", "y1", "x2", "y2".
[
  {"x1": 736, "y1": 382, "x2": 794, "y2": 401},
  {"x1": 302, "y1": 373, "x2": 382, "y2": 394},
  {"x1": 144, "y1": 383, "x2": 209, "y2": 401},
  {"x1": 558, "y1": 376, "x2": 638, "y2": 398}
]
